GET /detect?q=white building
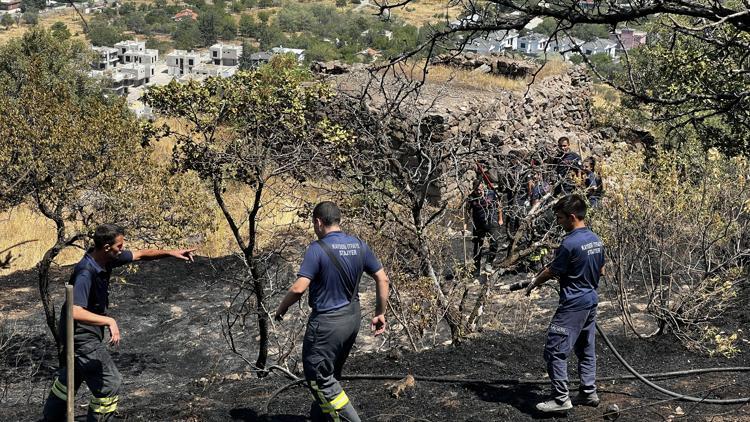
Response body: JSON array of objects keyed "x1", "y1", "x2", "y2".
[
  {"x1": 270, "y1": 46, "x2": 305, "y2": 62},
  {"x1": 114, "y1": 40, "x2": 145, "y2": 58},
  {"x1": 191, "y1": 63, "x2": 237, "y2": 78},
  {"x1": 92, "y1": 46, "x2": 119, "y2": 71},
  {"x1": 117, "y1": 63, "x2": 150, "y2": 87},
  {"x1": 166, "y1": 50, "x2": 202, "y2": 77},
  {"x1": 209, "y1": 43, "x2": 243, "y2": 67},
  {"x1": 545, "y1": 37, "x2": 586, "y2": 60},
  {"x1": 517, "y1": 33, "x2": 548, "y2": 55},
  {"x1": 113, "y1": 40, "x2": 158, "y2": 78},
  {"x1": 465, "y1": 30, "x2": 519, "y2": 55},
  {"x1": 581, "y1": 38, "x2": 618, "y2": 58}
]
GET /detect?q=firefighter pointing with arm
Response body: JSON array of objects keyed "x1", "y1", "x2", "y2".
[
  {"x1": 525, "y1": 194, "x2": 605, "y2": 413},
  {"x1": 275, "y1": 201, "x2": 389, "y2": 422},
  {"x1": 43, "y1": 224, "x2": 195, "y2": 422}
]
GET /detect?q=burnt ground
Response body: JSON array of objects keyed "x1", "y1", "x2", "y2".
[{"x1": 1, "y1": 257, "x2": 749, "y2": 422}]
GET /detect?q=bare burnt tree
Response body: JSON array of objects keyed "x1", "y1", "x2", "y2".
[{"x1": 372, "y1": 0, "x2": 750, "y2": 154}]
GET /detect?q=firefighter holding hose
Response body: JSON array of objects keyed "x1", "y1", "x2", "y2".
[{"x1": 524, "y1": 194, "x2": 604, "y2": 413}]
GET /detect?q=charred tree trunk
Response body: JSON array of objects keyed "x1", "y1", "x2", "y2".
[
  {"x1": 39, "y1": 240, "x2": 64, "y2": 352},
  {"x1": 36, "y1": 199, "x2": 67, "y2": 361}
]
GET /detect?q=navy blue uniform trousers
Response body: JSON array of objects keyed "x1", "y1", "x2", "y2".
[{"x1": 544, "y1": 305, "x2": 597, "y2": 402}]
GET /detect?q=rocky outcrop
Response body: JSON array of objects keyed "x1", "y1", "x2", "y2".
[
  {"x1": 319, "y1": 63, "x2": 636, "y2": 201},
  {"x1": 433, "y1": 52, "x2": 537, "y2": 79}
]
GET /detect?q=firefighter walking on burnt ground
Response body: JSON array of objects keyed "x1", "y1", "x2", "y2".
[
  {"x1": 468, "y1": 162, "x2": 505, "y2": 278},
  {"x1": 42, "y1": 224, "x2": 196, "y2": 422},
  {"x1": 524, "y1": 194, "x2": 605, "y2": 413},
  {"x1": 274, "y1": 202, "x2": 390, "y2": 422}
]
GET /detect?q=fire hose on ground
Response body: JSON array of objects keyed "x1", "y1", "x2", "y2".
[{"x1": 262, "y1": 281, "x2": 750, "y2": 416}]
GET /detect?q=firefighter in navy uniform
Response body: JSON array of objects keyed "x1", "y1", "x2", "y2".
[
  {"x1": 42, "y1": 224, "x2": 195, "y2": 422},
  {"x1": 525, "y1": 195, "x2": 604, "y2": 413},
  {"x1": 275, "y1": 202, "x2": 390, "y2": 422}
]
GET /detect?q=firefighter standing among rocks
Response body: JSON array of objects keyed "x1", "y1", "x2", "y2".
[
  {"x1": 42, "y1": 224, "x2": 195, "y2": 422},
  {"x1": 274, "y1": 201, "x2": 390, "y2": 422}
]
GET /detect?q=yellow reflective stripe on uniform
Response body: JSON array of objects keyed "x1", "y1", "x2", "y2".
[
  {"x1": 51, "y1": 378, "x2": 68, "y2": 401},
  {"x1": 330, "y1": 390, "x2": 349, "y2": 410},
  {"x1": 89, "y1": 396, "x2": 119, "y2": 414},
  {"x1": 309, "y1": 381, "x2": 334, "y2": 413}
]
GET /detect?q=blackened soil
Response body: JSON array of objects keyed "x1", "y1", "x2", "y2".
[{"x1": 1, "y1": 258, "x2": 748, "y2": 422}]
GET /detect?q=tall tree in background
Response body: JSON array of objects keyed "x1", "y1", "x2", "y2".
[
  {"x1": 0, "y1": 28, "x2": 213, "y2": 353},
  {"x1": 143, "y1": 56, "x2": 345, "y2": 370},
  {"x1": 198, "y1": 11, "x2": 218, "y2": 46}
]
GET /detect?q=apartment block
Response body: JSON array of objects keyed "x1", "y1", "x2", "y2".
[
  {"x1": 209, "y1": 43, "x2": 243, "y2": 67},
  {"x1": 166, "y1": 50, "x2": 202, "y2": 77}
]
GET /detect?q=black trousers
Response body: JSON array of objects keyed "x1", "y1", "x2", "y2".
[
  {"x1": 303, "y1": 300, "x2": 362, "y2": 422},
  {"x1": 472, "y1": 222, "x2": 503, "y2": 272},
  {"x1": 43, "y1": 341, "x2": 122, "y2": 422}
]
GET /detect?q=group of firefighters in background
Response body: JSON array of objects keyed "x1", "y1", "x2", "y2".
[
  {"x1": 469, "y1": 135, "x2": 604, "y2": 277},
  {"x1": 42, "y1": 136, "x2": 605, "y2": 421}
]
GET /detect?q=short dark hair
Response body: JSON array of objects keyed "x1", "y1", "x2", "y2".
[
  {"x1": 312, "y1": 201, "x2": 341, "y2": 227},
  {"x1": 558, "y1": 136, "x2": 570, "y2": 145},
  {"x1": 553, "y1": 194, "x2": 587, "y2": 220},
  {"x1": 93, "y1": 224, "x2": 125, "y2": 249}
]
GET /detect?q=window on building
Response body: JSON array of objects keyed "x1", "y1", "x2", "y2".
[
  {"x1": 520, "y1": 43, "x2": 526, "y2": 48},
  {"x1": 189, "y1": 59, "x2": 193, "y2": 65},
  {"x1": 213, "y1": 51, "x2": 218, "y2": 57}
]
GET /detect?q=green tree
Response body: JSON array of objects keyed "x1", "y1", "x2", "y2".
[
  {"x1": 172, "y1": 19, "x2": 201, "y2": 49},
  {"x1": 143, "y1": 56, "x2": 345, "y2": 370},
  {"x1": 1, "y1": 14, "x2": 15, "y2": 30},
  {"x1": 239, "y1": 14, "x2": 258, "y2": 37},
  {"x1": 87, "y1": 19, "x2": 126, "y2": 46},
  {"x1": 618, "y1": 17, "x2": 750, "y2": 155},
  {"x1": 21, "y1": 0, "x2": 44, "y2": 11},
  {"x1": 570, "y1": 24, "x2": 610, "y2": 42},
  {"x1": 198, "y1": 11, "x2": 217, "y2": 46},
  {"x1": 218, "y1": 13, "x2": 237, "y2": 40},
  {"x1": 50, "y1": 21, "x2": 71, "y2": 40},
  {"x1": 0, "y1": 28, "x2": 212, "y2": 351},
  {"x1": 303, "y1": 39, "x2": 337, "y2": 62},
  {"x1": 22, "y1": 9, "x2": 38, "y2": 25},
  {"x1": 237, "y1": 39, "x2": 258, "y2": 70},
  {"x1": 126, "y1": 13, "x2": 148, "y2": 34}
]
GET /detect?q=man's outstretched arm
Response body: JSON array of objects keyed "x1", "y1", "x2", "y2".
[
  {"x1": 371, "y1": 269, "x2": 389, "y2": 336},
  {"x1": 132, "y1": 248, "x2": 196, "y2": 262},
  {"x1": 274, "y1": 277, "x2": 311, "y2": 320}
]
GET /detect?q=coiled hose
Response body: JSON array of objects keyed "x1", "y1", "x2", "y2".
[
  {"x1": 507, "y1": 280, "x2": 750, "y2": 404},
  {"x1": 595, "y1": 323, "x2": 749, "y2": 404}
]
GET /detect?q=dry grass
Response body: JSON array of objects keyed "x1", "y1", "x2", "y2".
[
  {"x1": 593, "y1": 83, "x2": 621, "y2": 107},
  {"x1": 0, "y1": 9, "x2": 86, "y2": 46},
  {"x1": 426, "y1": 64, "x2": 527, "y2": 92},
  {"x1": 420, "y1": 58, "x2": 569, "y2": 92},
  {"x1": 0, "y1": 206, "x2": 81, "y2": 276},
  {"x1": 378, "y1": 0, "x2": 461, "y2": 26}
]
